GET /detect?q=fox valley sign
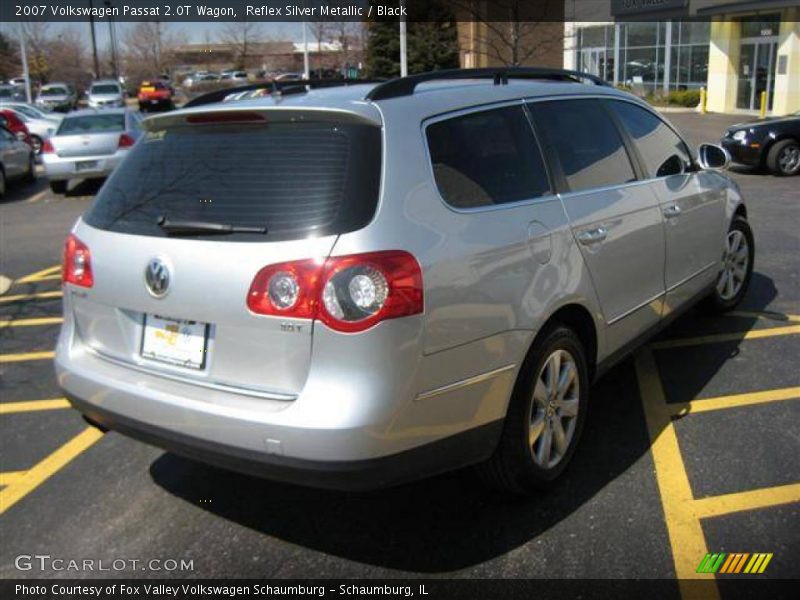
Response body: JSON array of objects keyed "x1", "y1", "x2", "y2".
[{"x1": 611, "y1": 0, "x2": 689, "y2": 16}]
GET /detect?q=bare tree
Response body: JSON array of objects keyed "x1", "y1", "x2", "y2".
[
  {"x1": 329, "y1": 21, "x2": 361, "y2": 69},
  {"x1": 122, "y1": 22, "x2": 186, "y2": 84},
  {"x1": 218, "y1": 21, "x2": 263, "y2": 70},
  {"x1": 452, "y1": 0, "x2": 569, "y2": 67}
]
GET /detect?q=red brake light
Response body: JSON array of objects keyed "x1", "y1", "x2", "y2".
[
  {"x1": 247, "y1": 251, "x2": 423, "y2": 333},
  {"x1": 118, "y1": 133, "x2": 135, "y2": 148},
  {"x1": 62, "y1": 234, "x2": 93, "y2": 288},
  {"x1": 41, "y1": 139, "x2": 55, "y2": 153}
]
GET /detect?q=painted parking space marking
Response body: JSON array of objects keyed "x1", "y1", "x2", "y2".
[
  {"x1": 0, "y1": 471, "x2": 27, "y2": 487},
  {"x1": 0, "y1": 316, "x2": 63, "y2": 328},
  {"x1": 0, "y1": 427, "x2": 104, "y2": 516},
  {"x1": 724, "y1": 311, "x2": 800, "y2": 323},
  {"x1": 669, "y1": 386, "x2": 800, "y2": 417},
  {"x1": 13, "y1": 264, "x2": 61, "y2": 284},
  {"x1": 651, "y1": 324, "x2": 800, "y2": 350},
  {"x1": 0, "y1": 398, "x2": 71, "y2": 415},
  {"x1": 0, "y1": 290, "x2": 63, "y2": 304},
  {"x1": 693, "y1": 483, "x2": 800, "y2": 519},
  {"x1": 0, "y1": 351, "x2": 56, "y2": 364},
  {"x1": 25, "y1": 190, "x2": 48, "y2": 205}
]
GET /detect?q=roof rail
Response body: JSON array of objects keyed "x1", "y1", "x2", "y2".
[
  {"x1": 183, "y1": 78, "x2": 385, "y2": 109},
  {"x1": 364, "y1": 67, "x2": 611, "y2": 102}
]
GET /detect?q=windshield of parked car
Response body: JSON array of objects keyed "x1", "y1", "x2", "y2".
[
  {"x1": 91, "y1": 84, "x2": 120, "y2": 95},
  {"x1": 57, "y1": 114, "x2": 125, "y2": 135},
  {"x1": 84, "y1": 120, "x2": 382, "y2": 242},
  {"x1": 41, "y1": 87, "x2": 68, "y2": 96}
]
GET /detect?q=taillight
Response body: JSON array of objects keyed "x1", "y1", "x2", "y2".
[
  {"x1": 247, "y1": 251, "x2": 423, "y2": 333},
  {"x1": 41, "y1": 139, "x2": 55, "y2": 153},
  {"x1": 118, "y1": 133, "x2": 135, "y2": 148},
  {"x1": 62, "y1": 234, "x2": 93, "y2": 287}
]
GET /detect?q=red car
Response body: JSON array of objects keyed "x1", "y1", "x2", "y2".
[
  {"x1": 0, "y1": 109, "x2": 33, "y2": 147},
  {"x1": 137, "y1": 80, "x2": 174, "y2": 112}
]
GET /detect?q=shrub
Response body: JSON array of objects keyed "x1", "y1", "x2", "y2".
[{"x1": 667, "y1": 89, "x2": 701, "y2": 107}]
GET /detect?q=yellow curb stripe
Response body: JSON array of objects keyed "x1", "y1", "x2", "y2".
[
  {"x1": 0, "y1": 317, "x2": 63, "y2": 328},
  {"x1": 652, "y1": 324, "x2": 800, "y2": 350},
  {"x1": 0, "y1": 398, "x2": 71, "y2": 414},
  {"x1": 0, "y1": 471, "x2": 27, "y2": 486},
  {"x1": 0, "y1": 290, "x2": 62, "y2": 304},
  {"x1": 669, "y1": 387, "x2": 800, "y2": 417},
  {"x1": 693, "y1": 483, "x2": 800, "y2": 519},
  {"x1": 14, "y1": 265, "x2": 61, "y2": 284},
  {"x1": 634, "y1": 348, "x2": 718, "y2": 598},
  {"x1": 0, "y1": 427, "x2": 104, "y2": 515},
  {"x1": 0, "y1": 351, "x2": 55, "y2": 364}
]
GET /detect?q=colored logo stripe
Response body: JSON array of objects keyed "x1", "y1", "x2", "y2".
[{"x1": 697, "y1": 553, "x2": 773, "y2": 574}]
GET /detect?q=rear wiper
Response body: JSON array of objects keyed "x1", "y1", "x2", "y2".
[{"x1": 157, "y1": 216, "x2": 268, "y2": 235}]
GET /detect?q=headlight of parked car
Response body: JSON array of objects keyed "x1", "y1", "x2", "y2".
[{"x1": 732, "y1": 130, "x2": 748, "y2": 141}]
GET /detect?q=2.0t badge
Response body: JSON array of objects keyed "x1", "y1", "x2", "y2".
[{"x1": 144, "y1": 258, "x2": 170, "y2": 297}]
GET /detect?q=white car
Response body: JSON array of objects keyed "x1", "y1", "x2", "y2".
[{"x1": 87, "y1": 80, "x2": 125, "y2": 109}]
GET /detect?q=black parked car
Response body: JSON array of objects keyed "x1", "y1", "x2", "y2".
[{"x1": 721, "y1": 112, "x2": 800, "y2": 176}]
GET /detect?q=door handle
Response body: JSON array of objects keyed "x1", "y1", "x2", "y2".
[
  {"x1": 576, "y1": 226, "x2": 608, "y2": 245},
  {"x1": 663, "y1": 204, "x2": 682, "y2": 218}
]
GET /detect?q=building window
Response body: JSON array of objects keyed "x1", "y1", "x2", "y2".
[{"x1": 670, "y1": 21, "x2": 710, "y2": 91}]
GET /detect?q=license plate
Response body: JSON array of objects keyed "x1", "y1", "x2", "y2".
[
  {"x1": 141, "y1": 315, "x2": 209, "y2": 370},
  {"x1": 75, "y1": 160, "x2": 99, "y2": 172},
  {"x1": 149, "y1": 99, "x2": 159, "y2": 104}
]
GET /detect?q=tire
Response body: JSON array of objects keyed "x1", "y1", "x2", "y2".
[
  {"x1": 766, "y1": 139, "x2": 800, "y2": 176},
  {"x1": 0, "y1": 167, "x2": 6, "y2": 198},
  {"x1": 477, "y1": 324, "x2": 590, "y2": 494},
  {"x1": 704, "y1": 216, "x2": 755, "y2": 313},
  {"x1": 30, "y1": 135, "x2": 43, "y2": 156},
  {"x1": 49, "y1": 180, "x2": 67, "y2": 194},
  {"x1": 24, "y1": 154, "x2": 35, "y2": 183}
]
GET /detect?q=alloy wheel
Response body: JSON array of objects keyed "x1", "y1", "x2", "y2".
[
  {"x1": 717, "y1": 229, "x2": 749, "y2": 301},
  {"x1": 778, "y1": 144, "x2": 800, "y2": 174},
  {"x1": 529, "y1": 349, "x2": 580, "y2": 469}
]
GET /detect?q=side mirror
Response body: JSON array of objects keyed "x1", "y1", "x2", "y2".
[{"x1": 697, "y1": 143, "x2": 730, "y2": 171}]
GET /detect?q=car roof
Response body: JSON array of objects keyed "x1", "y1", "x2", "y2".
[
  {"x1": 165, "y1": 78, "x2": 636, "y2": 128},
  {"x1": 63, "y1": 107, "x2": 129, "y2": 117},
  {"x1": 91, "y1": 80, "x2": 120, "y2": 86}
]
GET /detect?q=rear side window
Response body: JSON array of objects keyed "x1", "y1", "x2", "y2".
[
  {"x1": 606, "y1": 100, "x2": 693, "y2": 178},
  {"x1": 426, "y1": 105, "x2": 550, "y2": 209},
  {"x1": 84, "y1": 120, "x2": 381, "y2": 242},
  {"x1": 530, "y1": 99, "x2": 636, "y2": 193},
  {"x1": 58, "y1": 114, "x2": 125, "y2": 135}
]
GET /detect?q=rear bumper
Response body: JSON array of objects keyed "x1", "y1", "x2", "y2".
[
  {"x1": 67, "y1": 392, "x2": 501, "y2": 491},
  {"x1": 43, "y1": 150, "x2": 128, "y2": 181}
]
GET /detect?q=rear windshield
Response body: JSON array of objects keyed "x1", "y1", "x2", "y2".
[
  {"x1": 91, "y1": 84, "x2": 120, "y2": 94},
  {"x1": 58, "y1": 114, "x2": 125, "y2": 135},
  {"x1": 83, "y1": 120, "x2": 382, "y2": 242},
  {"x1": 42, "y1": 87, "x2": 68, "y2": 96},
  {"x1": 0, "y1": 88, "x2": 12, "y2": 98}
]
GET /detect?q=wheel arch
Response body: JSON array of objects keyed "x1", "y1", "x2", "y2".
[{"x1": 529, "y1": 303, "x2": 599, "y2": 382}]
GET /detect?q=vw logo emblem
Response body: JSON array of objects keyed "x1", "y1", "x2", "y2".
[{"x1": 145, "y1": 258, "x2": 171, "y2": 298}]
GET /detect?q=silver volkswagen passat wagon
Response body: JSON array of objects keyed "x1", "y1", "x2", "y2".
[{"x1": 56, "y1": 68, "x2": 754, "y2": 493}]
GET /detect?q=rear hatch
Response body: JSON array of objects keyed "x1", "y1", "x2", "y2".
[
  {"x1": 70, "y1": 107, "x2": 382, "y2": 397},
  {"x1": 52, "y1": 112, "x2": 125, "y2": 158}
]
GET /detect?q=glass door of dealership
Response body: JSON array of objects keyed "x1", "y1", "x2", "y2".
[
  {"x1": 580, "y1": 47, "x2": 613, "y2": 81},
  {"x1": 737, "y1": 39, "x2": 778, "y2": 111}
]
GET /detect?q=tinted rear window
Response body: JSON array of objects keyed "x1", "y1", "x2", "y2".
[
  {"x1": 58, "y1": 114, "x2": 125, "y2": 135},
  {"x1": 42, "y1": 87, "x2": 68, "y2": 96},
  {"x1": 84, "y1": 120, "x2": 382, "y2": 242},
  {"x1": 91, "y1": 84, "x2": 120, "y2": 94}
]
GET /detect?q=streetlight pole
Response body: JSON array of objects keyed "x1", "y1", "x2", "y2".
[
  {"x1": 88, "y1": 0, "x2": 100, "y2": 78},
  {"x1": 399, "y1": 1, "x2": 407, "y2": 77},
  {"x1": 302, "y1": 20, "x2": 310, "y2": 79},
  {"x1": 104, "y1": 0, "x2": 119, "y2": 79},
  {"x1": 18, "y1": 23, "x2": 31, "y2": 103}
]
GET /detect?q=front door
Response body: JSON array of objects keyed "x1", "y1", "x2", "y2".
[{"x1": 737, "y1": 40, "x2": 778, "y2": 111}]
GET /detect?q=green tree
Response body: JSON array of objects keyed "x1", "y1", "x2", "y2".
[
  {"x1": 365, "y1": 0, "x2": 459, "y2": 78},
  {"x1": 0, "y1": 32, "x2": 20, "y2": 82}
]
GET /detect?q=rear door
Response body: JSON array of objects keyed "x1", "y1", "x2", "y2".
[
  {"x1": 529, "y1": 98, "x2": 666, "y2": 354},
  {"x1": 53, "y1": 113, "x2": 125, "y2": 158},
  {"x1": 70, "y1": 109, "x2": 382, "y2": 397},
  {"x1": 604, "y1": 99, "x2": 726, "y2": 313}
]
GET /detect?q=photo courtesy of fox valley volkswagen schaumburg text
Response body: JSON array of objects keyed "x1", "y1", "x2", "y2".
[{"x1": 0, "y1": 0, "x2": 798, "y2": 597}]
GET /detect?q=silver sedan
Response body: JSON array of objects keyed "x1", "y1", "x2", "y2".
[{"x1": 42, "y1": 108, "x2": 143, "y2": 194}]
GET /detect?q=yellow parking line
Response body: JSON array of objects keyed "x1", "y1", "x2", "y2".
[
  {"x1": 0, "y1": 471, "x2": 27, "y2": 486},
  {"x1": 0, "y1": 290, "x2": 62, "y2": 304},
  {"x1": 25, "y1": 190, "x2": 48, "y2": 204},
  {"x1": 693, "y1": 483, "x2": 800, "y2": 519},
  {"x1": 14, "y1": 265, "x2": 61, "y2": 284},
  {"x1": 634, "y1": 348, "x2": 718, "y2": 599},
  {"x1": 725, "y1": 311, "x2": 800, "y2": 323},
  {"x1": 652, "y1": 324, "x2": 800, "y2": 350},
  {"x1": 0, "y1": 398, "x2": 71, "y2": 415},
  {"x1": 669, "y1": 387, "x2": 800, "y2": 417},
  {"x1": 0, "y1": 317, "x2": 63, "y2": 328},
  {"x1": 0, "y1": 351, "x2": 55, "y2": 364},
  {"x1": 0, "y1": 427, "x2": 104, "y2": 515}
]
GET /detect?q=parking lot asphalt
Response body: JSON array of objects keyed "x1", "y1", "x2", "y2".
[{"x1": 0, "y1": 110, "x2": 797, "y2": 592}]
